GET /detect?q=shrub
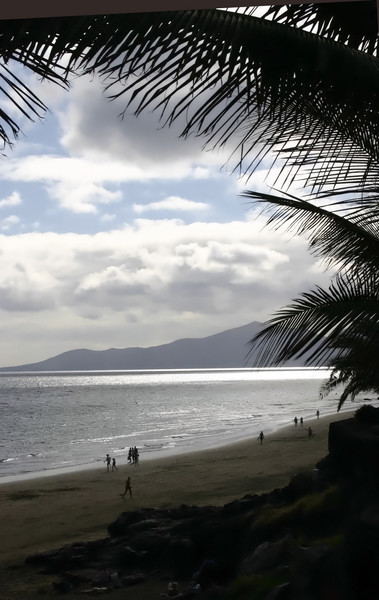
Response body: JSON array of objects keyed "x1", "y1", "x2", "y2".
[
  {"x1": 226, "y1": 573, "x2": 289, "y2": 600},
  {"x1": 253, "y1": 486, "x2": 343, "y2": 539}
]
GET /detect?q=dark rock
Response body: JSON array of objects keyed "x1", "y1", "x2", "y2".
[
  {"x1": 328, "y1": 413, "x2": 379, "y2": 482},
  {"x1": 108, "y1": 508, "x2": 159, "y2": 536},
  {"x1": 131, "y1": 531, "x2": 171, "y2": 553},
  {"x1": 264, "y1": 582, "x2": 292, "y2": 600},
  {"x1": 286, "y1": 471, "x2": 313, "y2": 502},
  {"x1": 120, "y1": 573, "x2": 147, "y2": 586},
  {"x1": 167, "y1": 537, "x2": 197, "y2": 578},
  {"x1": 167, "y1": 504, "x2": 218, "y2": 519},
  {"x1": 127, "y1": 518, "x2": 162, "y2": 533},
  {"x1": 222, "y1": 495, "x2": 261, "y2": 514},
  {"x1": 291, "y1": 544, "x2": 347, "y2": 599},
  {"x1": 117, "y1": 544, "x2": 148, "y2": 566},
  {"x1": 344, "y1": 488, "x2": 379, "y2": 598},
  {"x1": 239, "y1": 537, "x2": 295, "y2": 575}
]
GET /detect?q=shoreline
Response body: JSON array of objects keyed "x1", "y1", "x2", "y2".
[
  {"x1": 0, "y1": 405, "x2": 356, "y2": 486},
  {"x1": 0, "y1": 410, "x2": 355, "y2": 564}
]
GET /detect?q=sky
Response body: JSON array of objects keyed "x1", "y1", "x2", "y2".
[{"x1": 0, "y1": 50, "x2": 333, "y2": 368}]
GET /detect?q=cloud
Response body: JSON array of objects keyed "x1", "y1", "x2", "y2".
[
  {"x1": 133, "y1": 196, "x2": 208, "y2": 214},
  {"x1": 58, "y1": 75, "x2": 229, "y2": 169},
  {"x1": 0, "y1": 219, "x2": 333, "y2": 365},
  {"x1": 0, "y1": 152, "x2": 227, "y2": 216},
  {"x1": 100, "y1": 213, "x2": 117, "y2": 223},
  {"x1": 0, "y1": 215, "x2": 20, "y2": 231},
  {"x1": 47, "y1": 181, "x2": 123, "y2": 214},
  {"x1": 0, "y1": 191, "x2": 22, "y2": 209},
  {"x1": 0, "y1": 74, "x2": 277, "y2": 220},
  {"x1": 0, "y1": 73, "x2": 237, "y2": 217}
]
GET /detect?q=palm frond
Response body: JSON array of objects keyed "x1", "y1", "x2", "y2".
[
  {"x1": 0, "y1": 8, "x2": 378, "y2": 183},
  {"x1": 250, "y1": 2, "x2": 378, "y2": 55},
  {"x1": 82, "y1": 10, "x2": 379, "y2": 190},
  {"x1": 321, "y1": 323, "x2": 379, "y2": 409},
  {"x1": 242, "y1": 189, "x2": 379, "y2": 279},
  {"x1": 248, "y1": 272, "x2": 379, "y2": 368}
]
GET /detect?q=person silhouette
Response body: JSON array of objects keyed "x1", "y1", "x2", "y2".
[
  {"x1": 120, "y1": 476, "x2": 132, "y2": 499},
  {"x1": 104, "y1": 453, "x2": 111, "y2": 472},
  {"x1": 258, "y1": 431, "x2": 264, "y2": 445}
]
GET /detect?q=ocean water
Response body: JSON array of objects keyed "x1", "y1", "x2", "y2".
[{"x1": 0, "y1": 368, "x2": 375, "y2": 481}]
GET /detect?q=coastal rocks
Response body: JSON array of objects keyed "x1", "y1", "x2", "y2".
[
  {"x1": 342, "y1": 488, "x2": 379, "y2": 598},
  {"x1": 327, "y1": 406, "x2": 379, "y2": 482},
  {"x1": 239, "y1": 537, "x2": 295, "y2": 575},
  {"x1": 108, "y1": 504, "x2": 218, "y2": 537},
  {"x1": 25, "y1": 538, "x2": 110, "y2": 570},
  {"x1": 264, "y1": 582, "x2": 292, "y2": 599},
  {"x1": 290, "y1": 544, "x2": 347, "y2": 599},
  {"x1": 25, "y1": 475, "x2": 356, "y2": 600},
  {"x1": 26, "y1": 482, "x2": 327, "y2": 597}
]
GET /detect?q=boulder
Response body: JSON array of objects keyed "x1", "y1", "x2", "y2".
[
  {"x1": 239, "y1": 537, "x2": 295, "y2": 575},
  {"x1": 328, "y1": 410, "x2": 379, "y2": 481}
]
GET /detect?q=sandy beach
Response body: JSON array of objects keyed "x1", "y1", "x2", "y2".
[{"x1": 0, "y1": 409, "x2": 355, "y2": 571}]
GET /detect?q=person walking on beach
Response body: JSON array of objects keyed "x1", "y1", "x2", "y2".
[
  {"x1": 300, "y1": 417, "x2": 304, "y2": 426},
  {"x1": 307, "y1": 427, "x2": 313, "y2": 438},
  {"x1": 104, "y1": 453, "x2": 111, "y2": 472},
  {"x1": 258, "y1": 431, "x2": 264, "y2": 445},
  {"x1": 120, "y1": 476, "x2": 132, "y2": 499},
  {"x1": 294, "y1": 417, "x2": 298, "y2": 427},
  {"x1": 316, "y1": 410, "x2": 320, "y2": 419},
  {"x1": 132, "y1": 446, "x2": 139, "y2": 465},
  {"x1": 111, "y1": 457, "x2": 118, "y2": 471}
]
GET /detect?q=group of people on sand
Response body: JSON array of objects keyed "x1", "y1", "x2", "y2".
[
  {"x1": 293, "y1": 411, "x2": 320, "y2": 437},
  {"x1": 127, "y1": 446, "x2": 139, "y2": 465},
  {"x1": 104, "y1": 446, "x2": 140, "y2": 472},
  {"x1": 259, "y1": 409, "x2": 321, "y2": 446},
  {"x1": 294, "y1": 410, "x2": 320, "y2": 427},
  {"x1": 104, "y1": 454, "x2": 118, "y2": 472}
]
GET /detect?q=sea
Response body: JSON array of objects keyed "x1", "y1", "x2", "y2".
[{"x1": 0, "y1": 368, "x2": 376, "y2": 483}]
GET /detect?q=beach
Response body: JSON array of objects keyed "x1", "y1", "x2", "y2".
[{"x1": 0, "y1": 410, "x2": 354, "y2": 571}]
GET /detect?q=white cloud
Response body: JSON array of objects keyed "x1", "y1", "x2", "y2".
[
  {"x1": 100, "y1": 213, "x2": 117, "y2": 223},
  {"x1": 0, "y1": 152, "x2": 226, "y2": 215},
  {"x1": 0, "y1": 191, "x2": 22, "y2": 208},
  {"x1": 0, "y1": 219, "x2": 333, "y2": 366},
  {"x1": 133, "y1": 196, "x2": 208, "y2": 214},
  {"x1": 0, "y1": 215, "x2": 20, "y2": 231},
  {"x1": 47, "y1": 181, "x2": 123, "y2": 214}
]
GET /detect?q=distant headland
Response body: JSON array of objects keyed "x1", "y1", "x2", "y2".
[{"x1": 0, "y1": 322, "x2": 314, "y2": 372}]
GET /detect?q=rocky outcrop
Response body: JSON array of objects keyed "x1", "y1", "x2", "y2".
[
  {"x1": 23, "y1": 480, "x2": 342, "y2": 599},
  {"x1": 326, "y1": 405, "x2": 379, "y2": 482}
]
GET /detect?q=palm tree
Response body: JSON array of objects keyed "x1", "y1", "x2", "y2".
[
  {"x1": 1, "y1": 5, "x2": 378, "y2": 406},
  {"x1": 0, "y1": 4, "x2": 377, "y2": 165},
  {"x1": 241, "y1": 188, "x2": 379, "y2": 408}
]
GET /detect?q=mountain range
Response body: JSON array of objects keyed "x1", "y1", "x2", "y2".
[{"x1": 0, "y1": 321, "x2": 310, "y2": 372}]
